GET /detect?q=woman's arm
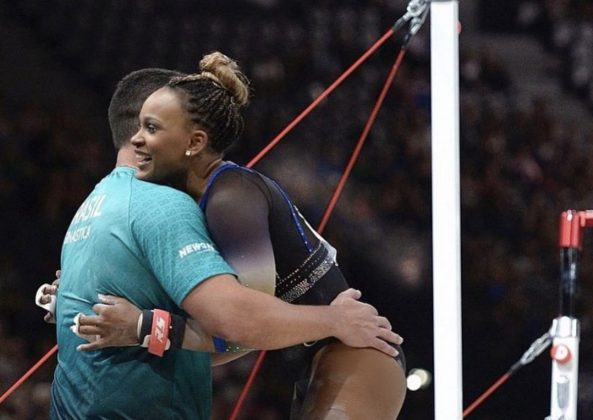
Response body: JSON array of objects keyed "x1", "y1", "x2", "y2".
[
  {"x1": 74, "y1": 294, "x2": 250, "y2": 358},
  {"x1": 203, "y1": 170, "x2": 277, "y2": 295}
]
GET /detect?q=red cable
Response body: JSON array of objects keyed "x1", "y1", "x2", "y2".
[
  {"x1": 318, "y1": 48, "x2": 406, "y2": 232},
  {"x1": 463, "y1": 372, "x2": 511, "y2": 417},
  {"x1": 230, "y1": 46, "x2": 406, "y2": 420},
  {"x1": 228, "y1": 349, "x2": 267, "y2": 420},
  {"x1": 246, "y1": 28, "x2": 395, "y2": 169},
  {"x1": 0, "y1": 344, "x2": 58, "y2": 404}
]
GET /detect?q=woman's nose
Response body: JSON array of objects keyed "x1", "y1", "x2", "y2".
[{"x1": 131, "y1": 129, "x2": 143, "y2": 146}]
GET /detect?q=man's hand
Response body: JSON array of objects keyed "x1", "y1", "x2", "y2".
[
  {"x1": 35, "y1": 270, "x2": 60, "y2": 324},
  {"x1": 75, "y1": 294, "x2": 141, "y2": 351},
  {"x1": 330, "y1": 288, "x2": 403, "y2": 358}
]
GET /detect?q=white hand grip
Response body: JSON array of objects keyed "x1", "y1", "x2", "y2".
[{"x1": 35, "y1": 283, "x2": 56, "y2": 314}]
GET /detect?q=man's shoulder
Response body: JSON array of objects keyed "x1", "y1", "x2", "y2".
[
  {"x1": 132, "y1": 178, "x2": 195, "y2": 203},
  {"x1": 129, "y1": 178, "x2": 204, "y2": 224}
]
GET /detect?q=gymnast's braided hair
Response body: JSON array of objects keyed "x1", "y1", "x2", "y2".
[{"x1": 167, "y1": 52, "x2": 250, "y2": 154}]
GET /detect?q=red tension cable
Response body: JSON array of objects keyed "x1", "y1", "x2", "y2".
[
  {"x1": 0, "y1": 344, "x2": 58, "y2": 404},
  {"x1": 463, "y1": 373, "x2": 511, "y2": 417},
  {"x1": 318, "y1": 48, "x2": 406, "y2": 232},
  {"x1": 246, "y1": 28, "x2": 395, "y2": 169}
]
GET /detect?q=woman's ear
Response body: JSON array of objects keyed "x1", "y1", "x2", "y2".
[{"x1": 188, "y1": 129, "x2": 209, "y2": 155}]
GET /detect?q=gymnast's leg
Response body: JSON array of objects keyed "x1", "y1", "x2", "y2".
[{"x1": 297, "y1": 342, "x2": 406, "y2": 420}]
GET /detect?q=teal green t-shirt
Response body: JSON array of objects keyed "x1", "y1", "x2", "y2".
[{"x1": 51, "y1": 167, "x2": 235, "y2": 419}]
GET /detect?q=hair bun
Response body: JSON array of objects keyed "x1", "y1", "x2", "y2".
[{"x1": 199, "y1": 52, "x2": 249, "y2": 107}]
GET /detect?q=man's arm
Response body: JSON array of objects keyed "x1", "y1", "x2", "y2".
[
  {"x1": 181, "y1": 274, "x2": 400, "y2": 355},
  {"x1": 73, "y1": 285, "x2": 401, "y2": 358}
]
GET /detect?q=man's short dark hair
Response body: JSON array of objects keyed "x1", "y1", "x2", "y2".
[{"x1": 108, "y1": 68, "x2": 184, "y2": 149}]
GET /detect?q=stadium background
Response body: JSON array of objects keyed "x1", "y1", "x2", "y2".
[{"x1": 1, "y1": 1, "x2": 593, "y2": 418}]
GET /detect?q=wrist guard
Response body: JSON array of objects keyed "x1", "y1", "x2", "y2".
[{"x1": 139, "y1": 309, "x2": 185, "y2": 356}]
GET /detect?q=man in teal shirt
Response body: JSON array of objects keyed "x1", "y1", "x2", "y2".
[
  {"x1": 51, "y1": 69, "x2": 231, "y2": 419},
  {"x1": 50, "y1": 68, "x2": 401, "y2": 419},
  {"x1": 53, "y1": 167, "x2": 232, "y2": 419}
]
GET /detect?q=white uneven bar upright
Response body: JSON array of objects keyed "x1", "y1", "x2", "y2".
[{"x1": 430, "y1": 1, "x2": 462, "y2": 419}]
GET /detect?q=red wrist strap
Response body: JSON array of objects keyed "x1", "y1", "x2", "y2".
[{"x1": 148, "y1": 309, "x2": 171, "y2": 357}]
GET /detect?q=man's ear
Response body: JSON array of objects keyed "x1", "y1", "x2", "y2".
[{"x1": 188, "y1": 129, "x2": 209, "y2": 155}]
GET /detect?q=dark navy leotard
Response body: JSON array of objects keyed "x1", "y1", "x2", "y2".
[
  {"x1": 199, "y1": 162, "x2": 347, "y2": 306},
  {"x1": 199, "y1": 162, "x2": 405, "y2": 398}
]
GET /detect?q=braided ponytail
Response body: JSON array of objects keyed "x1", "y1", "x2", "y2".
[{"x1": 168, "y1": 52, "x2": 250, "y2": 153}]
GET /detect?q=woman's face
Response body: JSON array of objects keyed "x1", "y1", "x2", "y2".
[{"x1": 131, "y1": 87, "x2": 193, "y2": 186}]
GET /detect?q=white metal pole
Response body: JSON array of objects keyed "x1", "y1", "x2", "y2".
[{"x1": 430, "y1": 1, "x2": 463, "y2": 419}]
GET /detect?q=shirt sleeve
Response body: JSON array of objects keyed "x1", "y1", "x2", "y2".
[{"x1": 130, "y1": 182, "x2": 236, "y2": 306}]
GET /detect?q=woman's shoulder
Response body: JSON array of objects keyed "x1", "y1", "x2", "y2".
[{"x1": 206, "y1": 164, "x2": 272, "y2": 207}]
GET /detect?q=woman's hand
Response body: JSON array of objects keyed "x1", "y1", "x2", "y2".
[
  {"x1": 35, "y1": 270, "x2": 61, "y2": 324},
  {"x1": 74, "y1": 294, "x2": 142, "y2": 351}
]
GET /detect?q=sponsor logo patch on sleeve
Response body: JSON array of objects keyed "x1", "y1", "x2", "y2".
[{"x1": 178, "y1": 242, "x2": 215, "y2": 258}]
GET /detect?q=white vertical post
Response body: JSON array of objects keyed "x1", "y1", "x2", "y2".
[
  {"x1": 549, "y1": 317, "x2": 580, "y2": 420},
  {"x1": 430, "y1": 1, "x2": 462, "y2": 419}
]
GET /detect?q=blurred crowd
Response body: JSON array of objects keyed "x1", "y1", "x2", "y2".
[
  {"x1": 515, "y1": 0, "x2": 593, "y2": 111},
  {"x1": 1, "y1": 0, "x2": 593, "y2": 418}
]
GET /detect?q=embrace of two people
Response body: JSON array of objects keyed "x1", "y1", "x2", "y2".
[{"x1": 37, "y1": 52, "x2": 407, "y2": 419}]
